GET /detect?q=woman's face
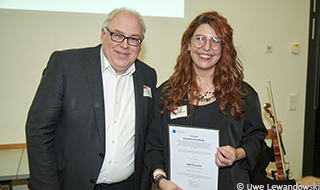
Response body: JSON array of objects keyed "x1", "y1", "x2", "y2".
[{"x1": 188, "y1": 23, "x2": 222, "y2": 74}]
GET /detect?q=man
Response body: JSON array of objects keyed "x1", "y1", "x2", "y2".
[{"x1": 25, "y1": 7, "x2": 157, "y2": 190}]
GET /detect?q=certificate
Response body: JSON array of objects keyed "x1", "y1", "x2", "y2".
[{"x1": 169, "y1": 124, "x2": 219, "y2": 190}]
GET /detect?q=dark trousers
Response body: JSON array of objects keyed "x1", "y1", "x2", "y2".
[{"x1": 94, "y1": 174, "x2": 135, "y2": 190}]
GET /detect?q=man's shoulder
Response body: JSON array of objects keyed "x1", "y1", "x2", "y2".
[
  {"x1": 135, "y1": 59, "x2": 155, "y2": 71},
  {"x1": 135, "y1": 59, "x2": 157, "y2": 79},
  {"x1": 48, "y1": 45, "x2": 101, "y2": 64},
  {"x1": 134, "y1": 59, "x2": 157, "y2": 87},
  {"x1": 54, "y1": 45, "x2": 101, "y2": 55}
]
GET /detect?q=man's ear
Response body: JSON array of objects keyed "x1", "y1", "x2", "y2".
[{"x1": 100, "y1": 28, "x2": 106, "y2": 44}]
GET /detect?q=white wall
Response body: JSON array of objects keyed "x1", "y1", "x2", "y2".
[{"x1": 0, "y1": 0, "x2": 310, "y2": 180}]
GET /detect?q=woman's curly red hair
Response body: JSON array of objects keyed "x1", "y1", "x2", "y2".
[{"x1": 161, "y1": 11, "x2": 247, "y2": 120}]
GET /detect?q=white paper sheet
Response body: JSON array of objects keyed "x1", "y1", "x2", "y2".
[{"x1": 169, "y1": 124, "x2": 219, "y2": 190}]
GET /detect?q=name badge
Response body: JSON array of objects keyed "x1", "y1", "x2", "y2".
[
  {"x1": 171, "y1": 105, "x2": 188, "y2": 119},
  {"x1": 143, "y1": 85, "x2": 152, "y2": 98}
]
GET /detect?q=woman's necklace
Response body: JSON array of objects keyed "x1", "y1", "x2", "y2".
[{"x1": 198, "y1": 89, "x2": 215, "y2": 102}]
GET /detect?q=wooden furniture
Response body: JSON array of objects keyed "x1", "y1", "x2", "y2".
[{"x1": 0, "y1": 144, "x2": 29, "y2": 190}]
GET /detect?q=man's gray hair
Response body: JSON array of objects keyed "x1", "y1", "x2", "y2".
[{"x1": 102, "y1": 7, "x2": 146, "y2": 38}]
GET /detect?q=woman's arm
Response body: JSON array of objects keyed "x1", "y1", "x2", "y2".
[{"x1": 215, "y1": 146, "x2": 246, "y2": 167}]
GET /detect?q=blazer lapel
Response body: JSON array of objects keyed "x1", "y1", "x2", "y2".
[
  {"x1": 84, "y1": 45, "x2": 105, "y2": 145},
  {"x1": 133, "y1": 65, "x2": 143, "y2": 153}
]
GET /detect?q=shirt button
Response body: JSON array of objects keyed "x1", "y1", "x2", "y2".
[
  {"x1": 109, "y1": 161, "x2": 112, "y2": 164},
  {"x1": 112, "y1": 140, "x2": 115, "y2": 143}
]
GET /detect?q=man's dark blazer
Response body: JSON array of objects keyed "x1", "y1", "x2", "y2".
[{"x1": 26, "y1": 44, "x2": 157, "y2": 190}]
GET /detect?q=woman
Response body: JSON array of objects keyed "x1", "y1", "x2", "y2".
[{"x1": 146, "y1": 11, "x2": 267, "y2": 189}]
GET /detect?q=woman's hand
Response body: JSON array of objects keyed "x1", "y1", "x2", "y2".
[
  {"x1": 158, "y1": 179, "x2": 183, "y2": 190},
  {"x1": 215, "y1": 145, "x2": 246, "y2": 167}
]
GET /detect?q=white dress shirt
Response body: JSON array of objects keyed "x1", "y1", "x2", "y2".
[{"x1": 96, "y1": 48, "x2": 136, "y2": 184}]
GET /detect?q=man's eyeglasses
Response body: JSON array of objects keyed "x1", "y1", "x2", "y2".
[
  {"x1": 191, "y1": 35, "x2": 224, "y2": 50},
  {"x1": 105, "y1": 27, "x2": 143, "y2": 47}
]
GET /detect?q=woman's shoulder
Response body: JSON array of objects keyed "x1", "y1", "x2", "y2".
[
  {"x1": 242, "y1": 81, "x2": 258, "y2": 95},
  {"x1": 241, "y1": 81, "x2": 260, "y2": 104}
]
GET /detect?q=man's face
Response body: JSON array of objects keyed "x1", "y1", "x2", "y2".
[{"x1": 100, "y1": 12, "x2": 143, "y2": 75}]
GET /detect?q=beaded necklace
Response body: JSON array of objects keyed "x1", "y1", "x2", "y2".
[
  {"x1": 189, "y1": 87, "x2": 216, "y2": 102},
  {"x1": 198, "y1": 89, "x2": 215, "y2": 102}
]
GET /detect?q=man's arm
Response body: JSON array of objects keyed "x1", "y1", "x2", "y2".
[{"x1": 26, "y1": 51, "x2": 64, "y2": 190}]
